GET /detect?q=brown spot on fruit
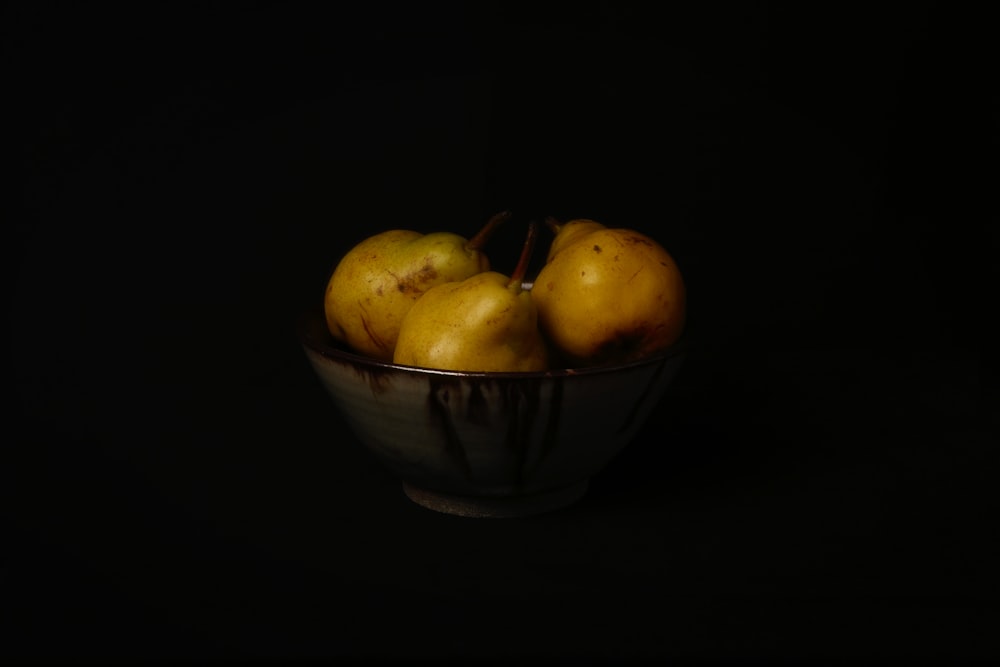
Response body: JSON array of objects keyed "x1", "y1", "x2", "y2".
[
  {"x1": 592, "y1": 327, "x2": 651, "y2": 364},
  {"x1": 392, "y1": 263, "x2": 440, "y2": 295},
  {"x1": 359, "y1": 309, "x2": 388, "y2": 352},
  {"x1": 623, "y1": 235, "x2": 654, "y2": 247},
  {"x1": 593, "y1": 245, "x2": 602, "y2": 253}
]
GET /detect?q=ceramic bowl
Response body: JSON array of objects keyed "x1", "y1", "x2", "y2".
[{"x1": 297, "y1": 300, "x2": 688, "y2": 518}]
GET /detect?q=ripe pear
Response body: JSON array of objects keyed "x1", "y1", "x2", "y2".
[
  {"x1": 532, "y1": 219, "x2": 686, "y2": 367},
  {"x1": 544, "y1": 217, "x2": 607, "y2": 262},
  {"x1": 324, "y1": 211, "x2": 509, "y2": 361},
  {"x1": 393, "y1": 220, "x2": 549, "y2": 372}
]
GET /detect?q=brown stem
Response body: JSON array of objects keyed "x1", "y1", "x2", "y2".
[
  {"x1": 465, "y1": 210, "x2": 512, "y2": 252},
  {"x1": 507, "y1": 219, "x2": 538, "y2": 292},
  {"x1": 544, "y1": 216, "x2": 562, "y2": 236}
]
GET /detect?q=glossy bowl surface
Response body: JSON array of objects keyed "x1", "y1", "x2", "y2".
[{"x1": 298, "y1": 306, "x2": 688, "y2": 517}]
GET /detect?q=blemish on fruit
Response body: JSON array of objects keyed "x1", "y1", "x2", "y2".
[
  {"x1": 593, "y1": 245, "x2": 602, "y2": 253},
  {"x1": 393, "y1": 263, "x2": 439, "y2": 294},
  {"x1": 623, "y1": 235, "x2": 654, "y2": 247},
  {"x1": 591, "y1": 326, "x2": 650, "y2": 364},
  {"x1": 360, "y1": 313, "x2": 388, "y2": 353}
]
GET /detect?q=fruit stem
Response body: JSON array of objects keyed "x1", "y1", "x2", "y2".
[
  {"x1": 465, "y1": 210, "x2": 511, "y2": 252},
  {"x1": 544, "y1": 216, "x2": 562, "y2": 236},
  {"x1": 508, "y1": 219, "x2": 538, "y2": 293}
]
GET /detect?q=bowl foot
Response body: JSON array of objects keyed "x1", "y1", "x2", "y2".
[{"x1": 402, "y1": 480, "x2": 589, "y2": 518}]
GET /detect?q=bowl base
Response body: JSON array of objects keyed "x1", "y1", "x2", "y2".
[{"x1": 402, "y1": 480, "x2": 589, "y2": 518}]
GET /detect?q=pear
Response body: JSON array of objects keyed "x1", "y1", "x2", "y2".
[
  {"x1": 544, "y1": 217, "x2": 607, "y2": 262},
  {"x1": 324, "y1": 211, "x2": 509, "y2": 361},
  {"x1": 393, "y1": 220, "x2": 549, "y2": 372},
  {"x1": 532, "y1": 218, "x2": 686, "y2": 367}
]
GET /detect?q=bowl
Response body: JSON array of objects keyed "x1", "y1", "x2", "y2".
[{"x1": 297, "y1": 302, "x2": 689, "y2": 518}]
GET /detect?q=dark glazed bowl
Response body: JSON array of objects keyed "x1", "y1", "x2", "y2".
[{"x1": 297, "y1": 305, "x2": 688, "y2": 518}]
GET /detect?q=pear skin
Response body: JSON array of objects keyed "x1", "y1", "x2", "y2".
[
  {"x1": 392, "y1": 273, "x2": 549, "y2": 372},
  {"x1": 532, "y1": 227, "x2": 686, "y2": 367},
  {"x1": 324, "y1": 211, "x2": 509, "y2": 361},
  {"x1": 544, "y1": 217, "x2": 607, "y2": 262},
  {"x1": 393, "y1": 221, "x2": 548, "y2": 372}
]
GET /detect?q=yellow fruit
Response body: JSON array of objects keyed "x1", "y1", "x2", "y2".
[
  {"x1": 324, "y1": 212, "x2": 508, "y2": 361},
  {"x1": 544, "y1": 217, "x2": 607, "y2": 262},
  {"x1": 533, "y1": 226, "x2": 686, "y2": 367},
  {"x1": 393, "y1": 221, "x2": 548, "y2": 372}
]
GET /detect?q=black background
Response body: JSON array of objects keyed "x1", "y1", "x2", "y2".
[{"x1": 6, "y1": 1, "x2": 997, "y2": 663}]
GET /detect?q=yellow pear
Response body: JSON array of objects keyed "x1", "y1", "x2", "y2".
[
  {"x1": 393, "y1": 221, "x2": 549, "y2": 372},
  {"x1": 324, "y1": 211, "x2": 509, "y2": 361},
  {"x1": 543, "y1": 217, "x2": 607, "y2": 262},
  {"x1": 532, "y1": 220, "x2": 686, "y2": 367}
]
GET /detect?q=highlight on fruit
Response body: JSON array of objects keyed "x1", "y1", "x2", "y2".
[{"x1": 322, "y1": 212, "x2": 686, "y2": 371}]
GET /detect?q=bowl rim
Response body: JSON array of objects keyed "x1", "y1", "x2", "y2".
[{"x1": 297, "y1": 306, "x2": 690, "y2": 379}]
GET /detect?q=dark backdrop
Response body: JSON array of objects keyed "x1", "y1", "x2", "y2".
[{"x1": 6, "y1": 2, "x2": 997, "y2": 663}]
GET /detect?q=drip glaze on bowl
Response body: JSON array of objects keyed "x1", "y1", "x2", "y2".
[{"x1": 298, "y1": 305, "x2": 688, "y2": 518}]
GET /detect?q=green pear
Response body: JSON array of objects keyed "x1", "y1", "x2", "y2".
[
  {"x1": 393, "y1": 220, "x2": 549, "y2": 372},
  {"x1": 533, "y1": 218, "x2": 686, "y2": 367},
  {"x1": 324, "y1": 211, "x2": 509, "y2": 361}
]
